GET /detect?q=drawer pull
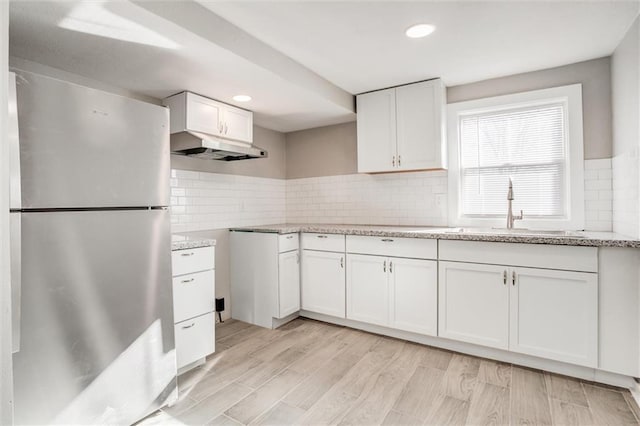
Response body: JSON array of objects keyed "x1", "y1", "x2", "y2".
[
  {"x1": 181, "y1": 278, "x2": 195, "y2": 284},
  {"x1": 317, "y1": 235, "x2": 328, "y2": 239},
  {"x1": 181, "y1": 322, "x2": 196, "y2": 329},
  {"x1": 286, "y1": 235, "x2": 294, "y2": 239},
  {"x1": 180, "y1": 252, "x2": 195, "y2": 257},
  {"x1": 381, "y1": 238, "x2": 394, "y2": 242}
]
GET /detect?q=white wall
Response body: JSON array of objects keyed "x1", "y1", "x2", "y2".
[
  {"x1": 0, "y1": 2, "x2": 14, "y2": 424},
  {"x1": 612, "y1": 17, "x2": 640, "y2": 238}
]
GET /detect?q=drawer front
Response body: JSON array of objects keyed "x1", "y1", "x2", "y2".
[
  {"x1": 175, "y1": 312, "x2": 215, "y2": 369},
  {"x1": 346, "y1": 235, "x2": 437, "y2": 260},
  {"x1": 172, "y1": 270, "x2": 215, "y2": 323},
  {"x1": 438, "y1": 240, "x2": 597, "y2": 273},
  {"x1": 301, "y1": 233, "x2": 346, "y2": 252},
  {"x1": 278, "y1": 233, "x2": 300, "y2": 253},
  {"x1": 172, "y1": 246, "x2": 215, "y2": 276}
]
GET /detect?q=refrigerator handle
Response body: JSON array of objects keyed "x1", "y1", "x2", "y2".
[
  {"x1": 10, "y1": 214, "x2": 21, "y2": 353},
  {"x1": 9, "y1": 72, "x2": 22, "y2": 211}
]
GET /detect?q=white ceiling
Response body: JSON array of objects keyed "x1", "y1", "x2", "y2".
[
  {"x1": 200, "y1": 1, "x2": 640, "y2": 93},
  {"x1": 9, "y1": 0, "x2": 640, "y2": 132}
]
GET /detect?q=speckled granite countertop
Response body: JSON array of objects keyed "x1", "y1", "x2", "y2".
[
  {"x1": 229, "y1": 224, "x2": 640, "y2": 248},
  {"x1": 172, "y1": 232, "x2": 217, "y2": 251}
]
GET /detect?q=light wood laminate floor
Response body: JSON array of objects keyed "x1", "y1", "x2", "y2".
[{"x1": 140, "y1": 318, "x2": 640, "y2": 426}]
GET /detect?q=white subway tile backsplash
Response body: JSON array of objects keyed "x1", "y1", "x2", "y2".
[
  {"x1": 171, "y1": 158, "x2": 612, "y2": 232},
  {"x1": 169, "y1": 170, "x2": 286, "y2": 233}
]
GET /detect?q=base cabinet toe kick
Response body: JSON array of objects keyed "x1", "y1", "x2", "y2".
[{"x1": 230, "y1": 231, "x2": 640, "y2": 389}]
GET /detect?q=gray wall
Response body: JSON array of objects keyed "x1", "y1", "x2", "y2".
[
  {"x1": 286, "y1": 121, "x2": 357, "y2": 179},
  {"x1": 448, "y1": 57, "x2": 612, "y2": 160},
  {"x1": 285, "y1": 57, "x2": 614, "y2": 180}
]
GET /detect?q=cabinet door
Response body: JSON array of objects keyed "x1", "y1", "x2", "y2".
[
  {"x1": 186, "y1": 93, "x2": 223, "y2": 136},
  {"x1": 356, "y1": 89, "x2": 397, "y2": 173},
  {"x1": 346, "y1": 254, "x2": 389, "y2": 326},
  {"x1": 390, "y1": 258, "x2": 437, "y2": 336},
  {"x1": 301, "y1": 250, "x2": 345, "y2": 318},
  {"x1": 396, "y1": 80, "x2": 445, "y2": 171},
  {"x1": 222, "y1": 106, "x2": 253, "y2": 143},
  {"x1": 277, "y1": 250, "x2": 300, "y2": 318},
  {"x1": 439, "y1": 261, "x2": 509, "y2": 349},
  {"x1": 510, "y1": 267, "x2": 597, "y2": 367}
]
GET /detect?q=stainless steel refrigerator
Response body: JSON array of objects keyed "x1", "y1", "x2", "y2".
[{"x1": 9, "y1": 71, "x2": 177, "y2": 425}]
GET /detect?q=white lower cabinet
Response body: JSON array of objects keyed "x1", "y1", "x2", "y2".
[
  {"x1": 391, "y1": 257, "x2": 438, "y2": 336},
  {"x1": 510, "y1": 267, "x2": 597, "y2": 367},
  {"x1": 301, "y1": 250, "x2": 345, "y2": 318},
  {"x1": 175, "y1": 312, "x2": 215, "y2": 369},
  {"x1": 438, "y1": 260, "x2": 597, "y2": 367},
  {"x1": 278, "y1": 250, "x2": 301, "y2": 318},
  {"x1": 346, "y1": 254, "x2": 437, "y2": 335},
  {"x1": 171, "y1": 245, "x2": 216, "y2": 372},
  {"x1": 439, "y1": 261, "x2": 509, "y2": 349},
  {"x1": 346, "y1": 254, "x2": 390, "y2": 326}
]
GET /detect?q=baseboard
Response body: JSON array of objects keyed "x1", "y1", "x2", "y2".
[
  {"x1": 299, "y1": 310, "x2": 636, "y2": 390},
  {"x1": 629, "y1": 378, "x2": 640, "y2": 408}
]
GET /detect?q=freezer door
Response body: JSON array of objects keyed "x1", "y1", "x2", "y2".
[
  {"x1": 12, "y1": 209, "x2": 176, "y2": 425},
  {"x1": 15, "y1": 71, "x2": 170, "y2": 209}
]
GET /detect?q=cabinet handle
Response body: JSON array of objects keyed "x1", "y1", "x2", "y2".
[
  {"x1": 381, "y1": 238, "x2": 394, "y2": 242},
  {"x1": 218, "y1": 122, "x2": 223, "y2": 134},
  {"x1": 181, "y1": 322, "x2": 195, "y2": 329},
  {"x1": 398, "y1": 155, "x2": 401, "y2": 167},
  {"x1": 383, "y1": 260, "x2": 386, "y2": 272},
  {"x1": 389, "y1": 261, "x2": 393, "y2": 273},
  {"x1": 180, "y1": 252, "x2": 194, "y2": 257},
  {"x1": 316, "y1": 235, "x2": 328, "y2": 239},
  {"x1": 392, "y1": 156, "x2": 396, "y2": 167},
  {"x1": 503, "y1": 270, "x2": 507, "y2": 286},
  {"x1": 512, "y1": 271, "x2": 516, "y2": 286},
  {"x1": 224, "y1": 123, "x2": 228, "y2": 134},
  {"x1": 340, "y1": 257, "x2": 344, "y2": 268},
  {"x1": 181, "y1": 278, "x2": 195, "y2": 284},
  {"x1": 286, "y1": 235, "x2": 294, "y2": 239}
]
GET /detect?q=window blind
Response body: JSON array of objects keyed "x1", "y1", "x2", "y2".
[{"x1": 459, "y1": 103, "x2": 567, "y2": 217}]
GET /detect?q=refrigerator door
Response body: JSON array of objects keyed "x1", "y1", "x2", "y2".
[
  {"x1": 15, "y1": 71, "x2": 170, "y2": 209},
  {"x1": 12, "y1": 209, "x2": 176, "y2": 425}
]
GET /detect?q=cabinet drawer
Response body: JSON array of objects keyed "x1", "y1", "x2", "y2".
[
  {"x1": 301, "y1": 233, "x2": 345, "y2": 252},
  {"x1": 172, "y1": 270, "x2": 215, "y2": 323},
  {"x1": 279, "y1": 233, "x2": 299, "y2": 253},
  {"x1": 346, "y1": 235, "x2": 437, "y2": 259},
  {"x1": 172, "y1": 246, "x2": 215, "y2": 276},
  {"x1": 175, "y1": 312, "x2": 215, "y2": 370}
]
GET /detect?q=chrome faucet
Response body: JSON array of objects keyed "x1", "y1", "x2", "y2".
[{"x1": 507, "y1": 178, "x2": 523, "y2": 229}]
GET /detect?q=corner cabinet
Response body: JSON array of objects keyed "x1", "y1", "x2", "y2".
[
  {"x1": 163, "y1": 92, "x2": 253, "y2": 143},
  {"x1": 356, "y1": 79, "x2": 446, "y2": 173},
  {"x1": 438, "y1": 240, "x2": 598, "y2": 368},
  {"x1": 230, "y1": 231, "x2": 300, "y2": 329}
]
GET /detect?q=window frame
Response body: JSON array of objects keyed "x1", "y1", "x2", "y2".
[{"x1": 447, "y1": 84, "x2": 585, "y2": 230}]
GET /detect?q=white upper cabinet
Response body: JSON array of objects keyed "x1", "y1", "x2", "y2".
[
  {"x1": 356, "y1": 89, "x2": 397, "y2": 172},
  {"x1": 163, "y1": 92, "x2": 253, "y2": 144},
  {"x1": 356, "y1": 79, "x2": 446, "y2": 173}
]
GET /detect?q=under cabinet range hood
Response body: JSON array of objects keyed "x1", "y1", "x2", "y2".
[{"x1": 170, "y1": 131, "x2": 268, "y2": 161}]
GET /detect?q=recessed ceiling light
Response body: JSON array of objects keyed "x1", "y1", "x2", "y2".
[
  {"x1": 233, "y1": 95, "x2": 252, "y2": 102},
  {"x1": 405, "y1": 24, "x2": 436, "y2": 38}
]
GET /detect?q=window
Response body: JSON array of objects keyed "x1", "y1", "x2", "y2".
[{"x1": 448, "y1": 85, "x2": 584, "y2": 230}]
